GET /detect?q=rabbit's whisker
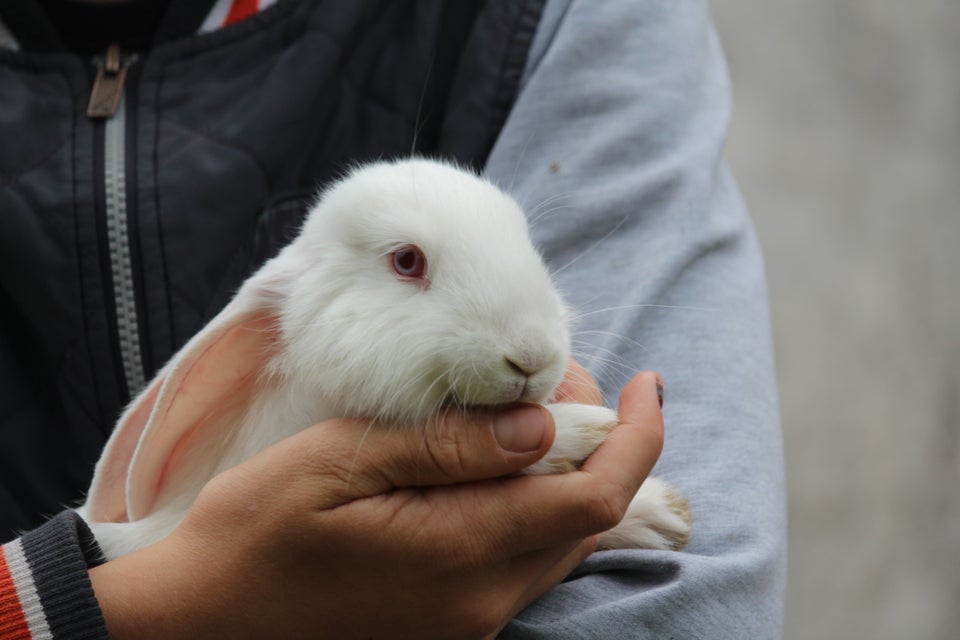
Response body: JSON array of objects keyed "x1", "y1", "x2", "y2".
[
  {"x1": 551, "y1": 215, "x2": 630, "y2": 278},
  {"x1": 572, "y1": 329, "x2": 647, "y2": 352},
  {"x1": 569, "y1": 303, "x2": 717, "y2": 320}
]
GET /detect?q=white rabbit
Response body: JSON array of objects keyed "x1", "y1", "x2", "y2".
[{"x1": 76, "y1": 159, "x2": 691, "y2": 561}]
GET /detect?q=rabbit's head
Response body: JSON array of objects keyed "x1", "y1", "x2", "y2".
[{"x1": 272, "y1": 159, "x2": 571, "y2": 423}]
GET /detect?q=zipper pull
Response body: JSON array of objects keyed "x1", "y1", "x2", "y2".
[{"x1": 87, "y1": 44, "x2": 131, "y2": 119}]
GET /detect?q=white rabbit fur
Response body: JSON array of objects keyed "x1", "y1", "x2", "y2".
[{"x1": 76, "y1": 158, "x2": 691, "y2": 560}]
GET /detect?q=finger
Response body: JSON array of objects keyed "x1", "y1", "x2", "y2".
[
  {"x1": 476, "y1": 537, "x2": 598, "y2": 640},
  {"x1": 250, "y1": 404, "x2": 557, "y2": 507},
  {"x1": 551, "y1": 359, "x2": 602, "y2": 405},
  {"x1": 580, "y1": 370, "x2": 664, "y2": 481},
  {"x1": 508, "y1": 535, "x2": 598, "y2": 619},
  {"x1": 544, "y1": 370, "x2": 664, "y2": 538}
]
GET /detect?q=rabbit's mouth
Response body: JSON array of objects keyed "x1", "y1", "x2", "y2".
[
  {"x1": 441, "y1": 380, "x2": 544, "y2": 411},
  {"x1": 440, "y1": 390, "x2": 508, "y2": 412}
]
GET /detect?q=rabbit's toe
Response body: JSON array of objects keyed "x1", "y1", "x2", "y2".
[{"x1": 598, "y1": 476, "x2": 692, "y2": 551}]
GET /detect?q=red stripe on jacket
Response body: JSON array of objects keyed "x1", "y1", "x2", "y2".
[
  {"x1": 224, "y1": 0, "x2": 260, "y2": 27},
  {"x1": 0, "y1": 546, "x2": 31, "y2": 640}
]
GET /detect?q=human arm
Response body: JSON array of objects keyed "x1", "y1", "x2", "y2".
[
  {"x1": 87, "y1": 371, "x2": 662, "y2": 640},
  {"x1": 485, "y1": 1, "x2": 786, "y2": 638},
  {"x1": 2, "y1": 368, "x2": 665, "y2": 640}
]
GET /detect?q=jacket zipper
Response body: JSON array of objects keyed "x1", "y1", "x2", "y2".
[
  {"x1": 87, "y1": 44, "x2": 130, "y2": 119},
  {"x1": 88, "y1": 44, "x2": 146, "y2": 397}
]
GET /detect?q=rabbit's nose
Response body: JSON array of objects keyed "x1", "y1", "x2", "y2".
[
  {"x1": 506, "y1": 355, "x2": 535, "y2": 377},
  {"x1": 504, "y1": 349, "x2": 551, "y2": 378}
]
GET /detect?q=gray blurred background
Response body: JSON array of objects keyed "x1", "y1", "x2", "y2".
[{"x1": 712, "y1": 1, "x2": 960, "y2": 638}]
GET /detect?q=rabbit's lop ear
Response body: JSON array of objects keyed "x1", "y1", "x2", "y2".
[{"x1": 86, "y1": 276, "x2": 285, "y2": 524}]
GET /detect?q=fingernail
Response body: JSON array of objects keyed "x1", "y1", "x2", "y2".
[
  {"x1": 493, "y1": 406, "x2": 546, "y2": 453},
  {"x1": 655, "y1": 374, "x2": 665, "y2": 408}
]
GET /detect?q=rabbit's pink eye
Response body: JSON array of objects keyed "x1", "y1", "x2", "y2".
[{"x1": 390, "y1": 245, "x2": 428, "y2": 280}]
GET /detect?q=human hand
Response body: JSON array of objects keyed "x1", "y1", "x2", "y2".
[{"x1": 89, "y1": 366, "x2": 664, "y2": 639}]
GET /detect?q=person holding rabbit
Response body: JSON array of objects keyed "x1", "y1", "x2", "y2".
[{"x1": 0, "y1": 1, "x2": 785, "y2": 639}]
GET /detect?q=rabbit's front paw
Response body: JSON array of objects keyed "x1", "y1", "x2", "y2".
[
  {"x1": 598, "y1": 476, "x2": 692, "y2": 551},
  {"x1": 523, "y1": 403, "x2": 618, "y2": 475}
]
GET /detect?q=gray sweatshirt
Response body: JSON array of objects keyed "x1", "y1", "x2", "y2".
[{"x1": 489, "y1": 1, "x2": 787, "y2": 637}]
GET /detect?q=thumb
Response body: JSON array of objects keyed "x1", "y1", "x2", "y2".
[{"x1": 258, "y1": 405, "x2": 557, "y2": 507}]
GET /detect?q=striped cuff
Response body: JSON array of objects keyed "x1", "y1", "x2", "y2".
[{"x1": 0, "y1": 512, "x2": 109, "y2": 639}]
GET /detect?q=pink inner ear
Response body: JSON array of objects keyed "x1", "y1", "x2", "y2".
[
  {"x1": 88, "y1": 377, "x2": 165, "y2": 523},
  {"x1": 125, "y1": 311, "x2": 280, "y2": 521},
  {"x1": 149, "y1": 356, "x2": 262, "y2": 508}
]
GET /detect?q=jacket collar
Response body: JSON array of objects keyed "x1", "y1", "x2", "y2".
[{"x1": 0, "y1": 0, "x2": 279, "y2": 53}]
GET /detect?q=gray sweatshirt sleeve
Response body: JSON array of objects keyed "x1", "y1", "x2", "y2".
[{"x1": 484, "y1": 1, "x2": 787, "y2": 638}]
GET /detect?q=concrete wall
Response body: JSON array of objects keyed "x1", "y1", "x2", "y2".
[{"x1": 712, "y1": 2, "x2": 960, "y2": 638}]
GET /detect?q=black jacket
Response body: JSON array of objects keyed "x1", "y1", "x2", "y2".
[{"x1": 0, "y1": 0, "x2": 545, "y2": 539}]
